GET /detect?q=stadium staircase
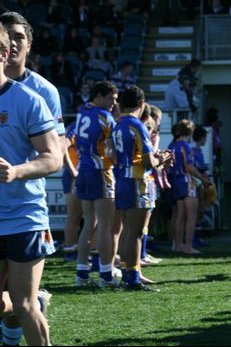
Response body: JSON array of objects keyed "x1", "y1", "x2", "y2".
[{"x1": 138, "y1": 9, "x2": 196, "y2": 109}]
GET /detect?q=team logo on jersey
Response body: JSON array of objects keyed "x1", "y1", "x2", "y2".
[{"x1": 0, "y1": 111, "x2": 8, "y2": 125}]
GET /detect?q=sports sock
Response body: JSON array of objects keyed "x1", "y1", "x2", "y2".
[
  {"x1": 77, "y1": 263, "x2": 90, "y2": 279},
  {"x1": 2, "y1": 321, "x2": 23, "y2": 346},
  {"x1": 141, "y1": 227, "x2": 148, "y2": 259},
  {"x1": 126, "y1": 265, "x2": 140, "y2": 285},
  {"x1": 99, "y1": 262, "x2": 113, "y2": 282},
  {"x1": 90, "y1": 252, "x2": 99, "y2": 272}
]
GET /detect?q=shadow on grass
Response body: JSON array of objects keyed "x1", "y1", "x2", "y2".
[
  {"x1": 155, "y1": 273, "x2": 231, "y2": 285},
  {"x1": 43, "y1": 283, "x2": 123, "y2": 296},
  {"x1": 153, "y1": 260, "x2": 231, "y2": 267},
  {"x1": 83, "y1": 311, "x2": 231, "y2": 346}
]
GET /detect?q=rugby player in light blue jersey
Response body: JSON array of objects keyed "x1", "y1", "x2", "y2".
[
  {"x1": 0, "y1": 11, "x2": 68, "y2": 346},
  {"x1": 0, "y1": 11, "x2": 66, "y2": 156},
  {"x1": 0, "y1": 23, "x2": 62, "y2": 346}
]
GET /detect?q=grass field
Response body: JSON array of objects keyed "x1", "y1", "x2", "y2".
[{"x1": 29, "y1": 229, "x2": 231, "y2": 347}]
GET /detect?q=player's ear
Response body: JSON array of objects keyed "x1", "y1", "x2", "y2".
[{"x1": 0, "y1": 47, "x2": 9, "y2": 63}]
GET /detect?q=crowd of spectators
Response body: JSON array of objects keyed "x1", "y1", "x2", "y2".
[{"x1": 0, "y1": 0, "x2": 151, "y2": 113}]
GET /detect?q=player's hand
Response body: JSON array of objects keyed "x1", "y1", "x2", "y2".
[{"x1": 0, "y1": 157, "x2": 17, "y2": 183}]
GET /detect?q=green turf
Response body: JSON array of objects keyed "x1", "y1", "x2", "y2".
[{"x1": 24, "y1": 231, "x2": 231, "y2": 346}]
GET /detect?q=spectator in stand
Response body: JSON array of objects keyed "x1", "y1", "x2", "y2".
[
  {"x1": 90, "y1": 23, "x2": 109, "y2": 47},
  {"x1": 70, "y1": 0, "x2": 93, "y2": 30},
  {"x1": 178, "y1": 59, "x2": 202, "y2": 83},
  {"x1": 98, "y1": 0, "x2": 124, "y2": 41},
  {"x1": 110, "y1": 61, "x2": 136, "y2": 102},
  {"x1": 62, "y1": 25, "x2": 86, "y2": 57},
  {"x1": 164, "y1": 75, "x2": 198, "y2": 118},
  {"x1": 33, "y1": 26, "x2": 59, "y2": 57},
  {"x1": 50, "y1": 51, "x2": 76, "y2": 113},
  {"x1": 27, "y1": 52, "x2": 50, "y2": 79},
  {"x1": 47, "y1": 0, "x2": 72, "y2": 26},
  {"x1": 125, "y1": 0, "x2": 151, "y2": 18},
  {"x1": 86, "y1": 35, "x2": 112, "y2": 77},
  {"x1": 178, "y1": 59, "x2": 202, "y2": 108},
  {"x1": 73, "y1": 82, "x2": 91, "y2": 112}
]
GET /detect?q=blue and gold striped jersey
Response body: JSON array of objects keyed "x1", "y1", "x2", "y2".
[
  {"x1": 112, "y1": 114, "x2": 153, "y2": 179},
  {"x1": 75, "y1": 103, "x2": 116, "y2": 170}
]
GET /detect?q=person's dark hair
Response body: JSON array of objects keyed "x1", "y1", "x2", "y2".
[
  {"x1": 171, "y1": 123, "x2": 180, "y2": 140},
  {"x1": 121, "y1": 61, "x2": 135, "y2": 70},
  {"x1": 89, "y1": 81, "x2": 118, "y2": 101},
  {"x1": 120, "y1": 85, "x2": 145, "y2": 109},
  {"x1": 205, "y1": 107, "x2": 219, "y2": 126},
  {"x1": 193, "y1": 125, "x2": 207, "y2": 142},
  {"x1": 0, "y1": 11, "x2": 33, "y2": 43},
  {"x1": 140, "y1": 102, "x2": 150, "y2": 123},
  {"x1": 189, "y1": 59, "x2": 201, "y2": 68},
  {"x1": 178, "y1": 74, "x2": 197, "y2": 86}
]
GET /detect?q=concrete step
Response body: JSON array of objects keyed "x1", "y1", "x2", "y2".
[
  {"x1": 137, "y1": 86, "x2": 166, "y2": 100},
  {"x1": 142, "y1": 46, "x2": 193, "y2": 53},
  {"x1": 154, "y1": 26, "x2": 194, "y2": 35},
  {"x1": 141, "y1": 60, "x2": 191, "y2": 67},
  {"x1": 140, "y1": 64, "x2": 182, "y2": 78},
  {"x1": 154, "y1": 38, "x2": 193, "y2": 49},
  {"x1": 138, "y1": 81, "x2": 168, "y2": 93},
  {"x1": 143, "y1": 52, "x2": 192, "y2": 62},
  {"x1": 138, "y1": 75, "x2": 173, "y2": 82}
]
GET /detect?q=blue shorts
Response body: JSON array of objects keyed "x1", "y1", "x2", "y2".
[
  {"x1": 115, "y1": 177, "x2": 156, "y2": 210},
  {"x1": 0, "y1": 230, "x2": 56, "y2": 262},
  {"x1": 62, "y1": 168, "x2": 75, "y2": 194},
  {"x1": 173, "y1": 178, "x2": 188, "y2": 200},
  {"x1": 173, "y1": 176, "x2": 197, "y2": 200},
  {"x1": 75, "y1": 169, "x2": 115, "y2": 200}
]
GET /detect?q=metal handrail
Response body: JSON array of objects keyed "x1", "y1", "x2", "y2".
[{"x1": 198, "y1": 14, "x2": 231, "y2": 61}]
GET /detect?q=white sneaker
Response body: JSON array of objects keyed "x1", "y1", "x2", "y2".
[
  {"x1": 75, "y1": 276, "x2": 97, "y2": 288},
  {"x1": 140, "y1": 254, "x2": 163, "y2": 266},
  {"x1": 98, "y1": 277, "x2": 120, "y2": 288},
  {"x1": 38, "y1": 289, "x2": 52, "y2": 317},
  {"x1": 112, "y1": 267, "x2": 122, "y2": 278}
]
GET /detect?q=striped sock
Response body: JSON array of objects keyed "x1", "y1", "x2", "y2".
[
  {"x1": 126, "y1": 265, "x2": 140, "y2": 285},
  {"x1": 2, "y1": 321, "x2": 23, "y2": 346},
  {"x1": 99, "y1": 262, "x2": 113, "y2": 282},
  {"x1": 77, "y1": 263, "x2": 90, "y2": 279}
]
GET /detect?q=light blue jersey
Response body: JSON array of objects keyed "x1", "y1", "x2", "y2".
[
  {"x1": 0, "y1": 80, "x2": 55, "y2": 235},
  {"x1": 17, "y1": 68, "x2": 65, "y2": 136}
]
